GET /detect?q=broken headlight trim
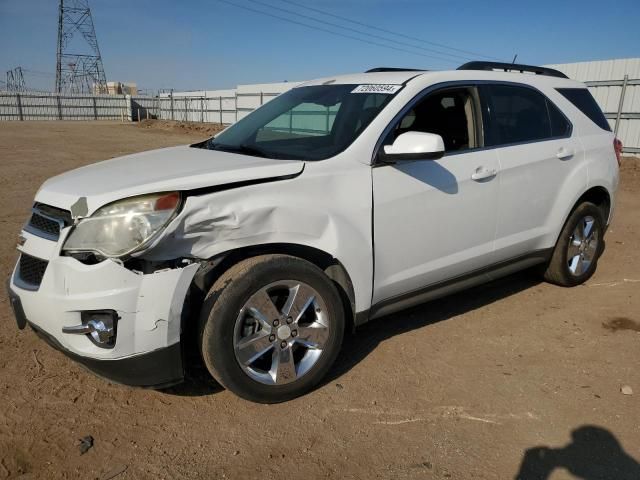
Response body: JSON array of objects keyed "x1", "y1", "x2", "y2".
[{"x1": 62, "y1": 192, "x2": 181, "y2": 258}]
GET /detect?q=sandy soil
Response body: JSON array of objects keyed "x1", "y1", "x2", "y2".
[{"x1": 0, "y1": 121, "x2": 639, "y2": 480}]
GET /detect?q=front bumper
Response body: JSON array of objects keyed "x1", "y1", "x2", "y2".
[
  {"x1": 8, "y1": 229, "x2": 200, "y2": 387},
  {"x1": 31, "y1": 316, "x2": 183, "y2": 388}
]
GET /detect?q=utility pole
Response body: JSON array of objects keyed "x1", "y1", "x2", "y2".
[
  {"x1": 6, "y1": 67, "x2": 26, "y2": 92},
  {"x1": 55, "y1": 0, "x2": 107, "y2": 94}
]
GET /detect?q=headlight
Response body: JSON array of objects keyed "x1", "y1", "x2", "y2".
[{"x1": 63, "y1": 192, "x2": 181, "y2": 258}]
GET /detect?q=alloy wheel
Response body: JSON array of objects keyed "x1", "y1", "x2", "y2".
[{"x1": 233, "y1": 280, "x2": 330, "y2": 385}]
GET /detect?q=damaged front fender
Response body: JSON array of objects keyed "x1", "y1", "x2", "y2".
[{"x1": 140, "y1": 160, "x2": 374, "y2": 313}]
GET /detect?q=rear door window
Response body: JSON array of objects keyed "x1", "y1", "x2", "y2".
[
  {"x1": 557, "y1": 88, "x2": 611, "y2": 131},
  {"x1": 485, "y1": 84, "x2": 571, "y2": 146}
]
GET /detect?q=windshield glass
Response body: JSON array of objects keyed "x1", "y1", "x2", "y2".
[{"x1": 204, "y1": 84, "x2": 400, "y2": 160}]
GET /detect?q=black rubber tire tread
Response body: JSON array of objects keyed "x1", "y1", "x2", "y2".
[
  {"x1": 199, "y1": 254, "x2": 345, "y2": 403},
  {"x1": 543, "y1": 202, "x2": 605, "y2": 287}
]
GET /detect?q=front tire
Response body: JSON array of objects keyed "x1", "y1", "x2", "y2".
[
  {"x1": 543, "y1": 202, "x2": 605, "y2": 287},
  {"x1": 199, "y1": 254, "x2": 345, "y2": 403}
]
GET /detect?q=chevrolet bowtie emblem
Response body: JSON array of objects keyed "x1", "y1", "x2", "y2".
[{"x1": 17, "y1": 235, "x2": 26, "y2": 247}]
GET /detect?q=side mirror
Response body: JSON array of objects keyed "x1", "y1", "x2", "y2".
[{"x1": 380, "y1": 131, "x2": 445, "y2": 162}]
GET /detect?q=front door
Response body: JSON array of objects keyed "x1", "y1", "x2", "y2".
[{"x1": 372, "y1": 85, "x2": 500, "y2": 305}]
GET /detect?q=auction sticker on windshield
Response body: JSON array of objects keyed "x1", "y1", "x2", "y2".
[{"x1": 351, "y1": 84, "x2": 402, "y2": 94}]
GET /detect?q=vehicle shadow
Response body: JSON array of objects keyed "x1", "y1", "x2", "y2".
[
  {"x1": 166, "y1": 269, "x2": 541, "y2": 397},
  {"x1": 324, "y1": 269, "x2": 541, "y2": 384},
  {"x1": 163, "y1": 357, "x2": 224, "y2": 396},
  {"x1": 514, "y1": 425, "x2": 640, "y2": 480},
  {"x1": 394, "y1": 160, "x2": 459, "y2": 194}
]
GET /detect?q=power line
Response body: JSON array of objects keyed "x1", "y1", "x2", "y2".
[
  {"x1": 246, "y1": 0, "x2": 473, "y2": 63},
  {"x1": 22, "y1": 69, "x2": 56, "y2": 77},
  {"x1": 278, "y1": 0, "x2": 502, "y2": 62},
  {"x1": 215, "y1": 0, "x2": 459, "y2": 66}
]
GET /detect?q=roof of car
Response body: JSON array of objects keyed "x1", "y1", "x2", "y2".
[{"x1": 299, "y1": 68, "x2": 584, "y2": 89}]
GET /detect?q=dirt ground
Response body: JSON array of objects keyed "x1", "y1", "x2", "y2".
[{"x1": 0, "y1": 121, "x2": 639, "y2": 480}]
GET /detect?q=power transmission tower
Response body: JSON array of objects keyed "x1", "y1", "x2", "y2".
[
  {"x1": 6, "y1": 67, "x2": 26, "y2": 92},
  {"x1": 55, "y1": 0, "x2": 107, "y2": 94}
]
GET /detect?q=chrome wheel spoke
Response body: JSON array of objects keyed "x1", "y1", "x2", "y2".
[
  {"x1": 572, "y1": 227, "x2": 583, "y2": 243},
  {"x1": 575, "y1": 257, "x2": 585, "y2": 276},
  {"x1": 583, "y1": 218, "x2": 594, "y2": 240},
  {"x1": 295, "y1": 324, "x2": 329, "y2": 349},
  {"x1": 567, "y1": 241, "x2": 581, "y2": 259},
  {"x1": 584, "y1": 239, "x2": 598, "y2": 261},
  {"x1": 236, "y1": 332, "x2": 274, "y2": 365},
  {"x1": 568, "y1": 254, "x2": 582, "y2": 275},
  {"x1": 246, "y1": 290, "x2": 280, "y2": 330},
  {"x1": 282, "y1": 283, "x2": 316, "y2": 323},
  {"x1": 270, "y1": 345, "x2": 297, "y2": 384}
]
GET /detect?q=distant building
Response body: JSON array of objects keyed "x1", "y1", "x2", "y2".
[{"x1": 101, "y1": 81, "x2": 138, "y2": 95}]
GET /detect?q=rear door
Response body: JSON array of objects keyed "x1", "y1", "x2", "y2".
[{"x1": 482, "y1": 83, "x2": 582, "y2": 262}]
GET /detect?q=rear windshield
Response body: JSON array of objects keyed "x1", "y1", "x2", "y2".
[
  {"x1": 201, "y1": 84, "x2": 400, "y2": 161},
  {"x1": 557, "y1": 88, "x2": 611, "y2": 132}
]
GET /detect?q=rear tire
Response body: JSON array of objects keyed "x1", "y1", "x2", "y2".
[
  {"x1": 543, "y1": 202, "x2": 605, "y2": 287},
  {"x1": 199, "y1": 254, "x2": 345, "y2": 403}
]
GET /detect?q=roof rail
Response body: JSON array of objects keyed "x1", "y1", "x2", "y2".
[
  {"x1": 457, "y1": 61, "x2": 568, "y2": 79},
  {"x1": 365, "y1": 67, "x2": 426, "y2": 73}
]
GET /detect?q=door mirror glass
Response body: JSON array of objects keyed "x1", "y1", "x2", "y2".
[{"x1": 381, "y1": 131, "x2": 445, "y2": 162}]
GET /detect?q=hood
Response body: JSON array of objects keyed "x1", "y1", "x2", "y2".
[{"x1": 35, "y1": 145, "x2": 304, "y2": 215}]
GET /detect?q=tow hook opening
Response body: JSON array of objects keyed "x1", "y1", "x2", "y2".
[{"x1": 62, "y1": 310, "x2": 119, "y2": 349}]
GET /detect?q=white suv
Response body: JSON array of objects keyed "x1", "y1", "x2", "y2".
[{"x1": 8, "y1": 62, "x2": 620, "y2": 402}]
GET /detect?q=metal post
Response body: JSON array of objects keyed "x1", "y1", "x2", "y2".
[
  {"x1": 219, "y1": 96, "x2": 223, "y2": 124},
  {"x1": 614, "y1": 74, "x2": 629, "y2": 137},
  {"x1": 260, "y1": 91, "x2": 264, "y2": 106},
  {"x1": 201, "y1": 97, "x2": 204, "y2": 123},
  {"x1": 16, "y1": 93, "x2": 23, "y2": 121},
  {"x1": 185, "y1": 97, "x2": 188, "y2": 122},
  {"x1": 92, "y1": 96, "x2": 98, "y2": 120},
  {"x1": 235, "y1": 95, "x2": 238, "y2": 122},
  {"x1": 56, "y1": 94, "x2": 62, "y2": 120},
  {"x1": 170, "y1": 90, "x2": 174, "y2": 121}
]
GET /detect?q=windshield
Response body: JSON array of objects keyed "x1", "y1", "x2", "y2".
[{"x1": 203, "y1": 84, "x2": 400, "y2": 160}]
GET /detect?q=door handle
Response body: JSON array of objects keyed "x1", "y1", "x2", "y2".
[
  {"x1": 556, "y1": 147, "x2": 575, "y2": 160},
  {"x1": 471, "y1": 167, "x2": 497, "y2": 181}
]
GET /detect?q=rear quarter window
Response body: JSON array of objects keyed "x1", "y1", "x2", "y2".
[{"x1": 556, "y1": 88, "x2": 611, "y2": 132}]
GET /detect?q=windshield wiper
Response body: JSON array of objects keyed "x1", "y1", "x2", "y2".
[{"x1": 209, "y1": 141, "x2": 272, "y2": 159}]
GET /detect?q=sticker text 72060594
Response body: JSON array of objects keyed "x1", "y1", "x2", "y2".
[{"x1": 351, "y1": 84, "x2": 402, "y2": 94}]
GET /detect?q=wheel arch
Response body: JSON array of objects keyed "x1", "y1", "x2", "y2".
[
  {"x1": 574, "y1": 186, "x2": 611, "y2": 224},
  {"x1": 551, "y1": 185, "x2": 612, "y2": 251},
  {"x1": 191, "y1": 243, "x2": 358, "y2": 333}
]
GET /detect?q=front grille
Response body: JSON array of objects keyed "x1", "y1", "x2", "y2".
[
  {"x1": 29, "y1": 211, "x2": 61, "y2": 237},
  {"x1": 24, "y1": 203, "x2": 72, "y2": 241},
  {"x1": 17, "y1": 253, "x2": 49, "y2": 289}
]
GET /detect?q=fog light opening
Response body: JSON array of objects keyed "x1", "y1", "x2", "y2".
[{"x1": 62, "y1": 310, "x2": 119, "y2": 349}]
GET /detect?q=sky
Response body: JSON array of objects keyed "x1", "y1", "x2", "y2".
[{"x1": 0, "y1": 0, "x2": 638, "y2": 93}]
